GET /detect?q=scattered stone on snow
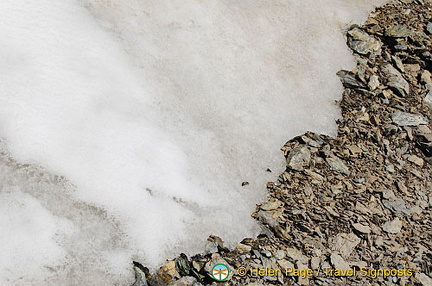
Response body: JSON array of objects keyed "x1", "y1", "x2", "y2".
[{"x1": 136, "y1": 2, "x2": 432, "y2": 285}]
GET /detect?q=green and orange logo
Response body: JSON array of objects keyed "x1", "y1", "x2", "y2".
[{"x1": 211, "y1": 263, "x2": 230, "y2": 281}]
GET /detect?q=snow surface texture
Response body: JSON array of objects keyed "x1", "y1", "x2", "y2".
[{"x1": 0, "y1": 0, "x2": 387, "y2": 284}]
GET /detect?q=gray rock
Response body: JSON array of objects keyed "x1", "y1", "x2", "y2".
[
  {"x1": 392, "y1": 55, "x2": 405, "y2": 72},
  {"x1": 407, "y1": 154, "x2": 424, "y2": 166},
  {"x1": 169, "y1": 276, "x2": 202, "y2": 286},
  {"x1": 262, "y1": 250, "x2": 272, "y2": 258},
  {"x1": 395, "y1": 42, "x2": 409, "y2": 51},
  {"x1": 347, "y1": 27, "x2": 382, "y2": 56},
  {"x1": 330, "y1": 253, "x2": 350, "y2": 270},
  {"x1": 392, "y1": 111, "x2": 429, "y2": 126},
  {"x1": 175, "y1": 254, "x2": 191, "y2": 276},
  {"x1": 261, "y1": 256, "x2": 280, "y2": 282},
  {"x1": 236, "y1": 243, "x2": 252, "y2": 254},
  {"x1": 420, "y1": 70, "x2": 432, "y2": 85},
  {"x1": 424, "y1": 90, "x2": 432, "y2": 109},
  {"x1": 385, "y1": 24, "x2": 412, "y2": 37},
  {"x1": 326, "y1": 155, "x2": 350, "y2": 175},
  {"x1": 410, "y1": 31, "x2": 429, "y2": 46},
  {"x1": 204, "y1": 241, "x2": 218, "y2": 254},
  {"x1": 285, "y1": 248, "x2": 309, "y2": 264},
  {"x1": 286, "y1": 146, "x2": 311, "y2": 171},
  {"x1": 416, "y1": 273, "x2": 432, "y2": 286},
  {"x1": 296, "y1": 262, "x2": 310, "y2": 285},
  {"x1": 260, "y1": 199, "x2": 283, "y2": 211},
  {"x1": 383, "y1": 198, "x2": 412, "y2": 215},
  {"x1": 277, "y1": 259, "x2": 295, "y2": 270},
  {"x1": 382, "y1": 217, "x2": 402, "y2": 234},
  {"x1": 352, "y1": 223, "x2": 371, "y2": 234},
  {"x1": 368, "y1": 75, "x2": 380, "y2": 90},
  {"x1": 337, "y1": 70, "x2": 367, "y2": 89},
  {"x1": 257, "y1": 210, "x2": 279, "y2": 226},
  {"x1": 382, "y1": 64, "x2": 410, "y2": 97},
  {"x1": 274, "y1": 250, "x2": 285, "y2": 260},
  {"x1": 382, "y1": 189, "x2": 396, "y2": 200},
  {"x1": 332, "y1": 233, "x2": 361, "y2": 258},
  {"x1": 132, "y1": 262, "x2": 149, "y2": 286},
  {"x1": 427, "y1": 22, "x2": 432, "y2": 34}
]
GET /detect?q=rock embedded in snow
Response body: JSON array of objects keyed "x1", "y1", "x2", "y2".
[
  {"x1": 132, "y1": 262, "x2": 148, "y2": 286},
  {"x1": 204, "y1": 241, "x2": 218, "y2": 254}
]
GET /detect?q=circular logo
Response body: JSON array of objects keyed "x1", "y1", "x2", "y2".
[{"x1": 211, "y1": 263, "x2": 230, "y2": 281}]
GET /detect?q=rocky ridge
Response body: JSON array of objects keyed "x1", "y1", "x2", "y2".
[{"x1": 134, "y1": 1, "x2": 432, "y2": 285}]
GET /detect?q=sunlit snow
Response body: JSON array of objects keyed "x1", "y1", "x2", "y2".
[{"x1": 0, "y1": 0, "x2": 386, "y2": 284}]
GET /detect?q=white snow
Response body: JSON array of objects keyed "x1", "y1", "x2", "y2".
[
  {"x1": 0, "y1": 0, "x2": 386, "y2": 284},
  {"x1": 0, "y1": 189, "x2": 70, "y2": 285}
]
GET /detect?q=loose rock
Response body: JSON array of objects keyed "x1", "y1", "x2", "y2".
[
  {"x1": 169, "y1": 277, "x2": 202, "y2": 286},
  {"x1": 385, "y1": 24, "x2": 412, "y2": 37},
  {"x1": 330, "y1": 253, "x2": 350, "y2": 270},
  {"x1": 326, "y1": 155, "x2": 350, "y2": 175},
  {"x1": 392, "y1": 111, "x2": 429, "y2": 126},
  {"x1": 424, "y1": 91, "x2": 432, "y2": 109},
  {"x1": 352, "y1": 223, "x2": 371, "y2": 234},
  {"x1": 286, "y1": 146, "x2": 311, "y2": 171},
  {"x1": 382, "y1": 217, "x2": 403, "y2": 234},
  {"x1": 347, "y1": 27, "x2": 382, "y2": 56},
  {"x1": 382, "y1": 64, "x2": 410, "y2": 97}
]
